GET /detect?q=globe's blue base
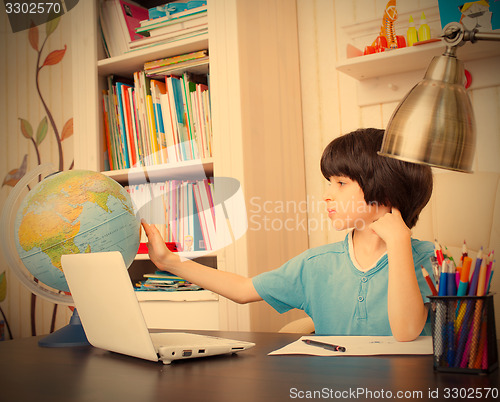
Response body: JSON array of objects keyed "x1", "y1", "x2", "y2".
[{"x1": 38, "y1": 309, "x2": 90, "y2": 348}]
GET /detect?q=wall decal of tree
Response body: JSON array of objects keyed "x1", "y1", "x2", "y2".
[{"x1": 2, "y1": 15, "x2": 73, "y2": 338}]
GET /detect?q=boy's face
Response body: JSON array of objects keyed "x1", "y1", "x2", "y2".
[{"x1": 323, "y1": 176, "x2": 389, "y2": 231}]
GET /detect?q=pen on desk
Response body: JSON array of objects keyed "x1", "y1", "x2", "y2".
[
  {"x1": 421, "y1": 266, "x2": 437, "y2": 296},
  {"x1": 302, "y1": 339, "x2": 346, "y2": 352}
]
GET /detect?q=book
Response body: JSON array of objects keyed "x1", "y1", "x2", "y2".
[
  {"x1": 99, "y1": 0, "x2": 148, "y2": 58},
  {"x1": 127, "y1": 179, "x2": 214, "y2": 252},
  {"x1": 144, "y1": 50, "x2": 208, "y2": 71},
  {"x1": 150, "y1": 79, "x2": 168, "y2": 163},
  {"x1": 149, "y1": 16, "x2": 207, "y2": 37},
  {"x1": 128, "y1": 26, "x2": 208, "y2": 50},
  {"x1": 145, "y1": 57, "x2": 209, "y2": 78},
  {"x1": 102, "y1": 65, "x2": 212, "y2": 170},
  {"x1": 117, "y1": 0, "x2": 149, "y2": 42},
  {"x1": 139, "y1": 4, "x2": 207, "y2": 29}
]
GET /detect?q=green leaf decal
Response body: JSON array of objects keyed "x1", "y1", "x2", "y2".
[
  {"x1": 46, "y1": 16, "x2": 61, "y2": 37},
  {"x1": 36, "y1": 116, "x2": 48, "y2": 145},
  {"x1": 19, "y1": 118, "x2": 33, "y2": 139}
]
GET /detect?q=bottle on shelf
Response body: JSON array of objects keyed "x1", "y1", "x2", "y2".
[
  {"x1": 407, "y1": 15, "x2": 418, "y2": 47},
  {"x1": 418, "y1": 12, "x2": 431, "y2": 42}
]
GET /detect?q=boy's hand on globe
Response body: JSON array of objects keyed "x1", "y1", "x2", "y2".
[{"x1": 141, "y1": 220, "x2": 180, "y2": 271}]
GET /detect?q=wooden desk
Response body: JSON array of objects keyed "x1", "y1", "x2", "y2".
[{"x1": 0, "y1": 331, "x2": 498, "y2": 402}]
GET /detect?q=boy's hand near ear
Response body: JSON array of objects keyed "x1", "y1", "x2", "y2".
[
  {"x1": 369, "y1": 207, "x2": 411, "y2": 248},
  {"x1": 369, "y1": 208, "x2": 427, "y2": 341}
]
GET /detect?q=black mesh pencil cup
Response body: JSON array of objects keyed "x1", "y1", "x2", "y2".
[{"x1": 428, "y1": 295, "x2": 498, "y2": 374}]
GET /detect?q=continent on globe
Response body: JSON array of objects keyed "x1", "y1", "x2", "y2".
[{"x1": 15, "y1": 170, "x2": 140, "y2": 292}]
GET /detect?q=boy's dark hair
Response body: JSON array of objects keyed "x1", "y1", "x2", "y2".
[{"x1": 320, "y1": 128, "x2": 433, "y2": 229}]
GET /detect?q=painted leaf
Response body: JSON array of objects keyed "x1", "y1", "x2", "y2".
[
  {"x1": 2, "y1": 155, "x2": 28, "y2": 187},
  {"x1": 29, "y1": 22, "x2": 38, "y2": 51},
  {"x1": 61, "y1": 117, "x2": 74, "y2": 141},
  {"x1": 2, "y1": 173, "x2": 20, "y2": 187},
  {"x1": 46, "y1": 16, "x2": 61, "y2": 37},
  {"x1": 36, "y1": 116, "x2": 48, "y2": 145},
  {"x1": 42, "y1": 45, "x2": 67, "y2": 67},
  {"x1": 19, "y1": 118, "x2": 33, "y2": 139},
  {"x1": 0, "y1": 272, "x2": 6, "y2": 302}
]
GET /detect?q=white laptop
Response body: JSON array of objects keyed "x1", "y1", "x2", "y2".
[{"x1": 61, "y1": 251, "x2": 255, "y2": 364}]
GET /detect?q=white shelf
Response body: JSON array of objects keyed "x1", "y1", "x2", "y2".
[
  {"x1": 97, "y1": 34, "x2": 209, "y2": 77},
  {"x1": 135, "y1": 289, "x2": 218, "y2": 302},
  {"x1": 336, "y1": 39, "x2": 500, "y2": 81},
  {"x1": 102, "y1": 158, "x2": 214, "y2": 184}
]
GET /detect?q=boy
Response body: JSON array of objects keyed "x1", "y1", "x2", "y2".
[{"x1": 141, "y1": 128, "x2": 434, "y2": 341}]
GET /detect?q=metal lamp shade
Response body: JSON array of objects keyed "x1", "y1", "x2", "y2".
[{"x1": 379, "y1": 53, "x2": 476, "y2": 172}]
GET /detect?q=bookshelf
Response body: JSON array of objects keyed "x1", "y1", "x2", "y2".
[
  {"x1": 97, "y1": 35, "x2": 209, "y2": 76},
  {"x1": 71, "y1": 0, "x2": 309, "y2": 332}
]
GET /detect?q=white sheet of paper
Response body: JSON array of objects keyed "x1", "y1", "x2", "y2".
[{"x1": 269, "y1": 336, "x2": 433, "y2": 356}]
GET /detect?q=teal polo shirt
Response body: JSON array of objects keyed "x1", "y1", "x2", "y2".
[{"x1": 252, "y1": 233, "x2": 434, "y2": 335}]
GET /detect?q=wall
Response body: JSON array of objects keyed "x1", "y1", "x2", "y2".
[
  {"x1": 234, "y1": 0, "x2": 311, "y2": 332},
  {"x1": 297, "y1": 0, "x2": 500, "y2": 248},
  {"x1": 1, "y1": 0, "x2": 499, "y2": 337},
  {"x1": 0, "y1": 8, "x2": 74, "y2": 339},
  {"x1": 295, "y1": 0, "x2": 500, "y2": 331}
]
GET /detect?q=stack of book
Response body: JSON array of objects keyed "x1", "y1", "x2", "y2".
[
  {"x1": 99, "y1": 0, "x2": 149, "y2": 57},
  {"x1": 102, "y1": 67, "x2": 212, "y2": 170},
  {"x1": 130, "y1": 2, "x2": 208, "y2": 51},
  {"x1": 135, "y1": 271, "x2": 202, "y2": 292},
  {"x1": 144, "y1": 50, "x2": 208, "y2": 78},
  {"x1": 126, "y1": 179, "x2": 216, "y2": 252}
]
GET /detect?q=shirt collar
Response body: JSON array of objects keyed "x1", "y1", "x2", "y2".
[{"x1": 347, "y1": 231, "x2": 388, "y2": 274}]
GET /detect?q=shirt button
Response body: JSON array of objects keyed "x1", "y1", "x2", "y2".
[
  {"x1": 361, "y1": 277, "x2": 368, "y2": 282},
  {"x1": 358, "y1": 296, "x2": 364, "y2": 302}
]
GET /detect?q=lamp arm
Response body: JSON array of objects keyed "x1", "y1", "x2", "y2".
[
  {"x1": 470, "y1": 31, "x2": 500, "y2": 42},
  {"x1": 442, "y1": 22, "x2": 500, "y2": 46}
]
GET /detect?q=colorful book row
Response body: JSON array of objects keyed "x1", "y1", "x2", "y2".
[
  {"x1": 126, "y1": 179, "x2": 216, "y2": 252},
  {"x1": 102, "y1": 71, "x2": 212, "y2": 171}
]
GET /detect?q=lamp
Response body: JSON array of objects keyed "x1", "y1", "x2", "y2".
[{"x1": 379, "y1": 22, "x2": 500, "y2": 172}]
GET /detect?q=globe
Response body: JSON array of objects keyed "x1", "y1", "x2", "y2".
[
  {"x1": 1, "y1": 165, "x2": 140, "y2": 347},
  {"x1": 14, "y1": 169, "x2": 140, "y2": 293}
]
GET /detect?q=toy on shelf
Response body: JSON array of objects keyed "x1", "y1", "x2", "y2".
[{"x1": 364, "y1": 0, "x2": 406, "y2": 55}]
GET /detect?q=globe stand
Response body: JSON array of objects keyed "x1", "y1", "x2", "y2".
[{"x1": 38, "y1": 309, "x2": 90, "y2": 348}]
